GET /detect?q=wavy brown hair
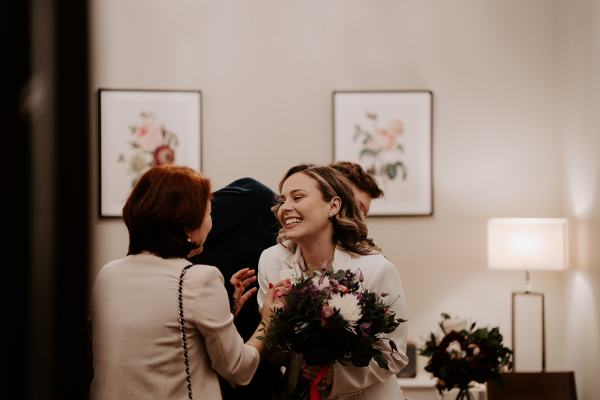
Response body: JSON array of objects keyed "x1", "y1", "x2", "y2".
[
  {"x1": 272, "y1": 163, "x2": 379, "y2": 255},
  {"x1": 123, "y1": 164, "x2": 211, "y2": 258},
  {"x1": 330, "y1": 160, "x2": 383, "y2": 198}
]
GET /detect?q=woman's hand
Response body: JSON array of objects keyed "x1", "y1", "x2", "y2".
[
  {"x1": 260, "y1": 279, "x2": 289, "y2": 322},
  {"x1": 246, "y1": 280, "x2": 288, "y2": 354},
  {"x1": 230, "y1": 268, "x2": 257, "y2": 318}
]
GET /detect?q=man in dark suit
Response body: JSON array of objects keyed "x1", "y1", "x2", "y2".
[{"x1": 189, "y1": 177, "x2": 282, "y2": 400}]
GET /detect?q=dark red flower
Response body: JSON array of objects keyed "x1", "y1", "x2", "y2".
[{"x1": 153, "y1": 145, "x2": 175, "y2": 165}]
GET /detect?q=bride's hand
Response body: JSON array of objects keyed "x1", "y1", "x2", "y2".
[{"x1": 230, "y1": 267, "x2": 257, "y2": 318}]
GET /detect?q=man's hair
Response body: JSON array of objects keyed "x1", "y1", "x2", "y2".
[{"x1": 330, "y1": 161, "x2": 383, "y2": 198}]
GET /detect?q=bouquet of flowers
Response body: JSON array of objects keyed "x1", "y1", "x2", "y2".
[
  {"x1": 263, "y1": 264, "x2": 405, "y2": 400},
  {"x1": 419, "y1": 313, "x2": 513, "y2": 400}
]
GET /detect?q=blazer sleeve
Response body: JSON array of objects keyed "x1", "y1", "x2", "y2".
[
  {"x1": 329, "y1": 256, "x2": 409, "y2": 397},
  {"x1": 256, "y1": 248, "x2": 272, "y2": 311},
  {"x1": 185, "y1": 265, "x2": 260, "y2": 386}
]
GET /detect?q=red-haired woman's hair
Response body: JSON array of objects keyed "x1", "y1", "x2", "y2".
[{"x1": 123, "y1": 164, "x2": 211, "y2": 258}]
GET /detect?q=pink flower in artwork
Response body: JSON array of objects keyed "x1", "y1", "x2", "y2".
[
  {"x1": 132, "y1": 113, "x2": 164, "y2": 151},
  {"x1": 389, "y1": 119, "x2": 404, "y2": 136},
  {"x1": 374, "y1": 120, "x2": 404, "y2": 150},
  {"x1": 366, "y1": 137, "x2": 382, "y2": 152},
  {"x1": 153, "y1": 145, "x2": 175, "y2": 165},
  {"x1": 353, "y1": 112, "x2": 407, "y2": 182}
]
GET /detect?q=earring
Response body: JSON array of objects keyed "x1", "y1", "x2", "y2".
[{"x1": 187, "y1": 236, "x2": 193, "y2": 243}]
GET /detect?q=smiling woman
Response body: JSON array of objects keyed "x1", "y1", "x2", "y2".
[{"x1": 257, "y1": 163, "x2": 409, "y2": 400}]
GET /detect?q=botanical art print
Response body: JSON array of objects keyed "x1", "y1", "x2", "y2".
[
  {"x1": 99, "y1": 89, "x2": 201, "y2": 217},
  {"x1": 333, "y1": 91, "x2": 432, "y2": 216},
  {"x1": 118, "y1": 111, "x2": 180, "y2": 188}
]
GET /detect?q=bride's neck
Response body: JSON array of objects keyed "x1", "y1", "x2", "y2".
[{"x1": 299, "y1": 241, "x2": 336, "y2": 273}]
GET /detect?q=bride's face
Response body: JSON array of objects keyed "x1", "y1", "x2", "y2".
[{"x1": 277, "y1": 172, "x2": 337, "y2": 243}]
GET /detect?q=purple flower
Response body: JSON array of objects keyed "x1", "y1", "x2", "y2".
[{"x1": 359, "y1": 322, "x2": 373, "y2": 336}]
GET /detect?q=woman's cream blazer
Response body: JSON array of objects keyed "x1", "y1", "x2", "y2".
[{"x1": 91, "y1": 253, "x2": 259, "y2": 400}]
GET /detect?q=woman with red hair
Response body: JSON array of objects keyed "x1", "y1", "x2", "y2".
[{"x1": 90, "y1": 164, "x2": 281, "y2": 400}]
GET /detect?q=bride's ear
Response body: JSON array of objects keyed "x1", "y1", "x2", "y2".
[{"x1": 328, "y1": 197, "x2": 341, "y2": 217}]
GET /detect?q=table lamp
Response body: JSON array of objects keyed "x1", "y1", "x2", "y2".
[{"x1": 487, "y1": 218, "x2": 568, "y2": 371}]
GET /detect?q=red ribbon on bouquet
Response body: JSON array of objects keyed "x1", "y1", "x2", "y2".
[{"x1": 310, "y1": 365, "x2": 331, "y2": 400}]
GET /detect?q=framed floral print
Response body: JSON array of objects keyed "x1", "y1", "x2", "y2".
[
  {"x1": 98, "y1": 89, "x2": 202, "y2": 218},
  {"x1": 333, "y1": 90, "x2": 433, "y2": 216}
]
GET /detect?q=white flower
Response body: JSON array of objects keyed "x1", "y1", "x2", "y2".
[
  {"x1": 328, "y1": 293, "x2": 362, "y2": 327},
  {"x1": 446, "y1": 340, "x2": 466, "y2": 359},
  {"x1": 311, "y1": 274, "x2": 330, "y2": 290},
  {"x1": 441, "y1": 317, "x2": 467, "y2": 333},
  {"x1": 294, "y1": 322, "x2": 308, "y2": 334}
]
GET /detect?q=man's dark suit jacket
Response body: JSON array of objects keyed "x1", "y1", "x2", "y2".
[{"x1": 189, "y1": 177, "x2": 282, "y2": 400}]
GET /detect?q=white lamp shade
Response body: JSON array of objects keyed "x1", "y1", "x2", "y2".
[{"x1": 487, "y1": 218, "x2": 569, "y2": 271}]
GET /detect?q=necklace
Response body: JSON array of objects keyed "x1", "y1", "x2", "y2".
[{"x1": 301, "y1": 257, "x2": 333, "y2": 274}]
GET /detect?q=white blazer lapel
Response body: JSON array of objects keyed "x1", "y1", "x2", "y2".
[
  {"x1": 332, "y1": 246, "x2": 353, "y2": 272},
  {"x1": 279, "y1": 245, "x2": 303, "y2": 282}
]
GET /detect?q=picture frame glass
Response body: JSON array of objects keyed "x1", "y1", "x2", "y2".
[
  {"x1": 99, "y1": 89, "x2": 202, "y2": 218},
  {"x1": 333, "y1": 91, "x2": 432, "y2": 216}
]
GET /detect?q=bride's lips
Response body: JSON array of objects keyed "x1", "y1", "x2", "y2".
[{"x1": 283, "y1": 217, "x2": 302, "y2": 229}]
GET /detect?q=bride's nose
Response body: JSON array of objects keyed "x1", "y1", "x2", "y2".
[{"x1": 279, "y1": 198, "x2": 293, "y2": 212}]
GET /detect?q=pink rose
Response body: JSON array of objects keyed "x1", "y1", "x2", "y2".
[
  {"x1": 275, "y1": 286, "x2": 291, "y2": 298},
  {"x1": 132, "y1": 114, "x2": 164, "y2": 151},
  {"x1": 321, "y1": 304, "x2": 334, "y2": 319},
  {"x1": 389, "y1": 120, "x2": 404, "y2": 135}
]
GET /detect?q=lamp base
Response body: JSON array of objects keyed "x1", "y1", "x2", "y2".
[{"x1": 511, "y1": 291, "x2": 546, "y2": 372}]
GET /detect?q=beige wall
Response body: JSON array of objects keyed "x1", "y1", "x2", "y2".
[
  {"x1": 90, "y1": 0, "x2": 598, "y2": 396},
  {"x1": 560, "y1": 0, "x2": 600, "y2": 398}
]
